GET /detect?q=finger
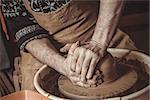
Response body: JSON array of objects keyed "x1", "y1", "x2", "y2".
[
  {"x1": 71, "y1": 48, "x2": 79, "y2": 72},
  {"x1": 86, "y1": 73, "x2": 103, "y2": 87},
  {"x1": 69, "y1": 70, "x2": 80, "y2": 82},
  {"x1": 91, "y1": 74, "x2": 99, "y2": 82},
  {"x1": 87, "y1": 75, "x2": 98, "y2": 85},
  {"x1": 76, "y1": 81, "x2": 90, "y2": 88},
  {"x1": 68, "y1": 41, "x2": 79, "y2": 55},
  {"x1": 70, "y1": 70, "x2": 81, "y2": 78},
  {"x1": 86, "y1": 57, "x2": 99, "y2": 79},
  {"x1": 75, "y1": 48, "x2": 85, "y2": 74},
  {"x1": 70, "y1": 76, "x2": 80, "y2": 83},
  {"x1": 66, "y1": 53, "x2": 73, "y2": 70},
  {"x1": 67, "y1": 42, "x2": 80, "y2": 69},
  {"x1": 60, "y1": 43, "x2": 72, "y2": 53},
  {"x1": 80, "y1": 53, "x2": 92, "y2": 83}
]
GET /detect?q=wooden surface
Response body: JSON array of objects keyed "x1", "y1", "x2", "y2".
[{"x1": 0, "y1": 90, "x2": 49, "y2": 100}]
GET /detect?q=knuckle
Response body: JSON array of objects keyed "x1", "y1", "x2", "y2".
[
  {"x1": 93, "y1": 52, "x2": 98, "y2": 57},
  {"x1": 74, "y1": 50, "x2": 78, "y2": 54},
  {"x1": 74, "y1": 47, "x2": 80, "y2": 53},
  {"x1": 73, "y1": 54, "x2": 78, "y2": 60},
  {"x1": 92, "y1": 55, "x2": 99, "y2": 61},
  {"x1": 87, "y1": 49, "x2": 98, "y2": 57},
  {"x1": 87, "y1": 49, "x2": 92, "y2": 53},
  {"x1": 86, "y1": 50, "x2": 93, "y2": 57},
  {"x1": 66, "y1": 43, "x2": 71, "y2": 46},
  {"x1": 82, "y1": 47, "x2": 86, "y2": 51}
]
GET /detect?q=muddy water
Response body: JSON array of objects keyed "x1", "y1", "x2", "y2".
[{"x1": 39, "y1": 58, "x2": 149, "y2": 99}]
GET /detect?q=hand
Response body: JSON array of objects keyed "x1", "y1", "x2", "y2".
[
  {"x1": 61, "y1": 41, "x2": 106, "y2": 81},
  {"x1": 83, "y1": 40, "x2": 106, "y2": 58},
  {"x1": 71, "y1": 46, "x2": 101, "y2": 83},
  {"x1": 60, "y1": 40, "x2": 105, "y2": 56},
  {"x1": 64, "y1": 69, "x2": 103, "y2": 88},
  {"x1": 74, "y1": 70, "x2": 103, "y2": 88},
  {"x1": 63, "y1": 42, "x2": 80, "y2": 84},
  {"x1": 60, "y1": 41, "x2": 105, "y2": 87}
]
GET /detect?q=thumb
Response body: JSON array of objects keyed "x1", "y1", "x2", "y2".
[
  {"x1": 60, "y1": 41, "x2": 79, "y2": 53},
  {"x1": 68, "y1": 41, "x2": 79, "y2": 55},
  {"x1": 60, "y1": 43, "x2": 72, "y2": 53}
]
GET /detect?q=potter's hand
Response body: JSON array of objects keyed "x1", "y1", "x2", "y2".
[
  {"x1": 71, "y1": 46, "x2": 100, "y2": 83},
  {"x1": 63, "y1": 42, "x2": 81, "y2": 83},
  {"x1": 80, "y1": 40, "x2": 106, "y2": 80},
  {"x1": 74, "y1": 70, "x2": 103, "y2": 88},
  {"x1": 61, "y1": 41, "x2": 105, "y2": 83},
  {"x1": 64, "y1": 68, "x2": 103, "y2": 88},
  {"x1": 83, "y1": 40, "x2": 105, "y2": 59},
  {"x1": 61, "y1": 42, "x2": 104, "y2": 87}
]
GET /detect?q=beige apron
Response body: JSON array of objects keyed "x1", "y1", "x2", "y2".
[{"x1": 19, "y1": 0, "x2": 137, "y2": 90}]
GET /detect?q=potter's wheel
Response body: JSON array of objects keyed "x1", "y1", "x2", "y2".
[
  {"x1": 58, "y1": 63, "x2": 138, "y2": 99},
  {"x1": 34, "y1": 49, "x2": 150, "y2": 100}
]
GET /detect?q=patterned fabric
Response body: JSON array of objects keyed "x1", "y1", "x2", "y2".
[
  {"x1": 1, "y1": 0, "x2": 27, "y2": 18},
  {"x1": 1, "y1": 0, "x2": 49, "y2": 52},
  {"x1": 15, "y1": 25, "x2": 41, "y2": 41},
  {"x1": 1, "y1": 0, "x2": 72, "y2": 52},
  {"x1": 28, "y1": 0, "x2": 71, "y2": 13}
]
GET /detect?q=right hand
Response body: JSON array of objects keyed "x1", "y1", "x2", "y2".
[
  {"x1": 62, "y1": 42, "x2": 103, "y2": 88},
  {"x1": 74, "y1": 70, "x2": 103, "y2": 88}
]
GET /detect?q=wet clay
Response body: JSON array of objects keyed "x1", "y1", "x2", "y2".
[
  {"x1": 58, "y1": 64, "x2": 138, "y2": 99},
  {"x1": 58, "y1": 53, "x2": 138, "y2": 99},
  {"x1": 39, "y1": 58, "x2": 149, "y2": 99}
]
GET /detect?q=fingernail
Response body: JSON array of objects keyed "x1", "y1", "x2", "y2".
[
  {"x1": 76, "y1": 41, "x2": 80, "y2": 45},
  {"x1": 86, "y1": 75, "x2": 91, "y2": 80}
]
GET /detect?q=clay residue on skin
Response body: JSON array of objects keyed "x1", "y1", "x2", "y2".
[{"x1": 39, "y1": 58, "x2": 149, "y2": 99}]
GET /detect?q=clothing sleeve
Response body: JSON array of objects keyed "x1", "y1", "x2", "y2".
[
  {"x1": 1, "y1": 0, "x2": 49, "y2": 51},
  {"x1": 15, "y1": 24, "x2": 49, "y2": 51}
]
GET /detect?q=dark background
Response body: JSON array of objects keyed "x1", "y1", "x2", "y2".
[{"x1": 119, "y1": 0, "x2": 149, "y2": 54}]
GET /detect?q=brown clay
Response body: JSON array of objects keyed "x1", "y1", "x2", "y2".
[
  {"x1": 37, "y1": 58, "x2": 149, "y2": 99},
  {"x1": 97, "y1": 53, "x2": 118, "y2": 84},
  {"x1": 58, "y1": 53, "x2": 138, "y2": 99}
]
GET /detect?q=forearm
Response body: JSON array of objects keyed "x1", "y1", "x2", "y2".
[
  {"x1": 92, "y1": 0, "x2": 125, "y2": 50},
  {"x1": 25, "y1": 38, "x2": 66, "y2": 75}
]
